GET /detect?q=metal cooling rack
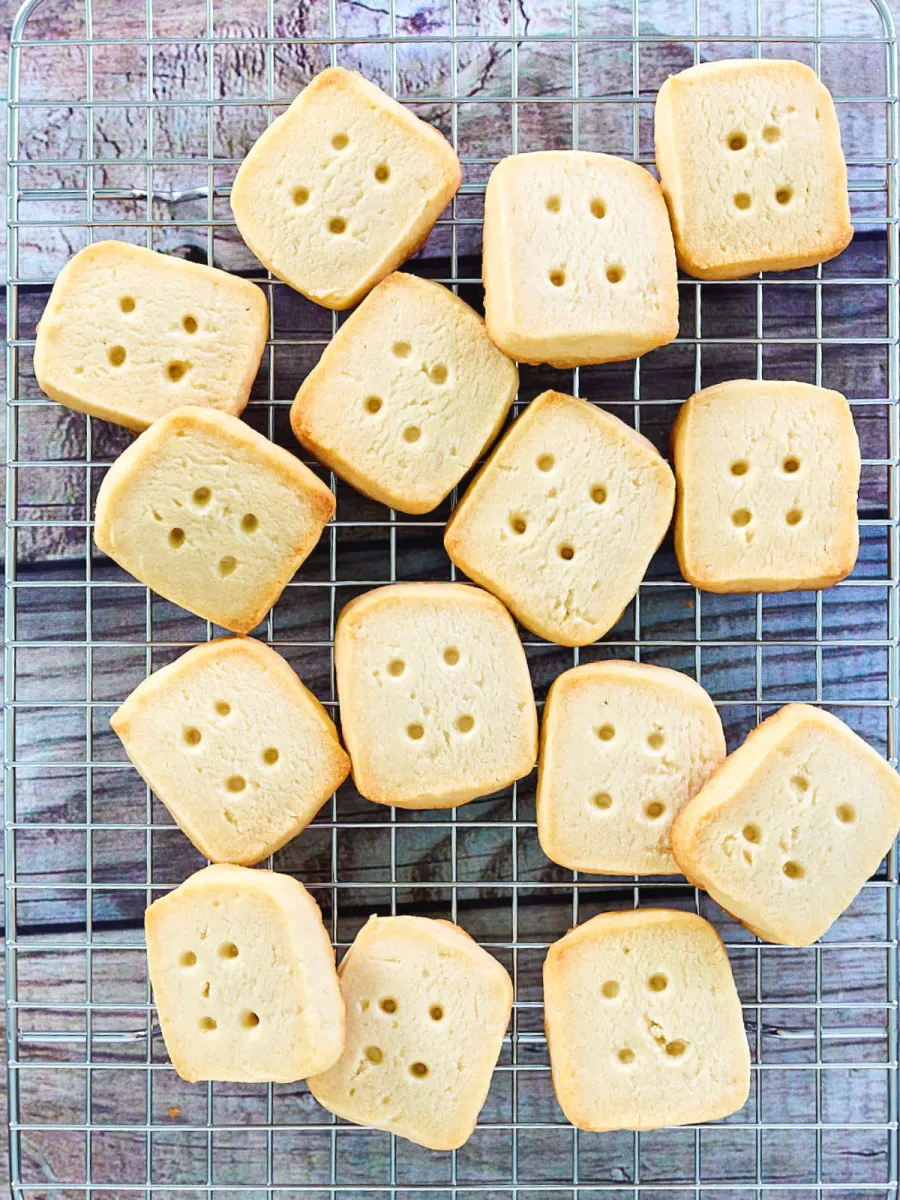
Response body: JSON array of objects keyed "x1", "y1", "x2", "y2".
[{"x1": 4, "y1": 0, "x2": 900, "y2": 1193}]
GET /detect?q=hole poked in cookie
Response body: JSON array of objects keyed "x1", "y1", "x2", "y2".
[
  {"x1": 549, "y1": 269, "x2": 566, "y2": 287},
  {"x1": 120, "y1": 296, "x2": 135, "y2": 313},
  {"x1": 409, "y1": 1061, "x2": 429, "y2": 1078},
  {"x1": 219, "y1": 941, "x2": 239, "y2": 959},
  {"x1": 364, "y1": 396, "x2": 383, "y2": 414},
  {"x1": 168, "y1": 527, "x2": 185, "y2": 549},
  {"x1": 219, "y1": 556, "x2": 237, "y2": 576},
  {"x1": 601, "y1": 980, "x2": 619, "y2": 999},
  {"x1": 407, "y1": 723, "x2": 425, "y2": 741},
  {"x1": 783, "y1": 456, "x2": 800, "y2": 474},
  {"x1": 429, "y1": 1004, "x2": 444, "y2": 1021},
  {"x1": 365, "y1": 1045, "x2": 383, "y2": 1064},
  {"x1": 786, "y1": 509, "x2": 803, "y2": 526},
  {"x1": 836, "y1": 803, "x2": 856, "y2": 824},
  {"x1": 730, "y1": 460, "x2": 749, "y2": 477},
  {"x1": 648, "y1": 973, "x2": 668, "y2": 992},
  {"x1": 179, "y1": 950, "x2": 197, "y2": 967},
  {"x1": 591, "y1": 484, "x2": 607, "y2": 504},
  {"x1": 429, "y1": 364, "x2": 448, "y2": 385},
  {"x1": 558, "y1": 544, "x2": 575, "y2": 561},
  {"x1": 592, "y1": 791, "x2": 613, "y2": 811},
  {"x1": 183, "y1": 726, "x2": 202, "y2": 747},
  {"x1": 510, "y1": 515, "x2": 527, "y2": 535},
  {"x1": 782, "y1": 860, "x2": 805, "y2": 881},
  {"x1": 733, "y1": 193, "x2": 752, "y2": 210},
  {"x1": 226, "y1": 775, "x2": 246, "y2": 793},
  {"x1": 618, "y1": 1048, "x2": 636, "y2": 1065},
  {"x1": 331, "y1": 133, "x2": 349, "y2": 150},
  {"x1": 379, "y1": 997, "x2": 397, "y2": 1014},
  {"x1": 240, "y1": 1010, "x2": 260, "y2": 1029},
  {"x1": 183, "y1": 315, "x2": 198, "y2": 334},
  {"x1": 328, "y1": 217, "x2": 347, "y2": 235},
  {"x1": 665, "y1": 1039, "x2": 687, "y2": 1057},
  {"x1": 215, "y1": 701, "x2": 231, "y2": 717},
  {"x1": 606, "y1": 265, "x2": 625, "y2": 284},
  {"x1": 388, "y1": 659, "x2": 405, "y2": 677},
  {"x1": 241, "y1": 513, "x2": 259, "y2": 533},
  {"x1": 455, "y1": 714, "x2": 475, "y2": 734},
  {"x1": 109, "y1": 345, "x2": 126, "y2": 367},
  {"x1": 537, "y1": 454, "x2": 555, "y2": 472},
  {"x1": 443, "y1": 647, "x2": 459, "y2": 666},
  {"x1": 762, "y1": 124, "x2": 781, "y2": 143},
  {"x1": 374, "y1": 163, "x2": 390, "y2": 183},
  {"x1": 546, "y1": 195, "x2": 561, "y2": 212},
  {"x1": 597, "y1": 724, "x2": 615, "y2": 743},
  {"x1": 775, "y1": 187, "x2": 793, "y2": 206},
  {"x1": 644, "y1": 801, "x2": 666, "y2": 820},
  {"x1": 728, "y1": 132, "x2": 747, "y2": 151},
  {"x1": 647, "y1": 731, "x2": 664, "y2": 752},
  {"x1": 742, "y1": 823, "x2": 762, "y2": 843},
  {"x1": 591, "y1": 198, "x2": 607, "y2": 219},
  {"x1": 167, "y1": 361, "x2": 190, "y2": 382},
  {"x1": 402, "y1": 426, "x2": 421, "y2": 444},
  {"x1": 262, "y1": 747, "x2": 279, "y2": 766},
  {"x1": 293, "y1": 187, "x2": 309, "y2": 206},
  {"x1": 732, "y1": 508, "x2": 752, "y2": 527},
  {"x1": 199, "y1": 1016, "x2": 217, "y2": 1032}
]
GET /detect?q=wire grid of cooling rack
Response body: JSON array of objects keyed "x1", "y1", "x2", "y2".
[{"x1": 4, "y1": 0, "x2": 900, "y2": 1194}]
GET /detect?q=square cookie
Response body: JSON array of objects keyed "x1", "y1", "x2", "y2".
[
  {"x1": 307, "y1": 915, "x2": 513, "y2": 1149},
  {"x1": 231, "y1": 67, "x2": 461, "y2": 309},
  {"x1": 672, "y1": 704, "x2": 900, "y2": 945},
  {"x1": 482, "y1": 151, "x2": 679, "y2": 366},
  {"x1": 146, "y1": 865, "x2": 345, "y2": 1083},
  {"x1": 444, "y1": 390, "x2": 676, "y2": 646},
  {"x1": 112, "y1": 638, "x2": 350, "y2": 865},
  {"x1": 291, "y1": 273, "x2": 518, "y2": 513},
  {"x1": 334, "y1": 582, "x2": 538, "y2": 808},
  {"x1": 537, "y1": 661, "x2": 725, "y2": 875},
  {"x1": 94, "y1": 406, "x2": 335, "y2": 633},
  {"x1": 544, "y1": 909, "x2": 750, "y2": 1131},
  {"x1": 655, "y1": 59, "x2": 853, "y2": 278},
  {"x1": 672, "y1": 379, "x2": 860, "y2": 592},
  {"x1": 34, "y1": 241, "x2": 268, "y2": 431}
]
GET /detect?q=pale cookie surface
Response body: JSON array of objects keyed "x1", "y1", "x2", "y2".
[
  {"x1": 34, "y1": 241, "x2": 268, "y2": 431},
  {"x1": 307, "y1": 914, "x2": 513, "y2": 1149},
  {"x1": 444, "y1": 390, "x2": 676, "y2": 646},
  {"x1": 655, "y1": 59, "x2": 853, "y2": 279},
  {"x1": 537, "y1": 661, "x2": 725, "y2": 874},
  {"x1": 544, "y1": 909, "x2": 750, "y2": 1131},
  {"x1": 335, "y1": 582, "x2": 537, "y2": 808},
  {"x1": 671, "y1": 704, "x2": 900, "y2": 945},
  {"x1": 112, "y1": 638, "x2": 350, "y2": 865},
  {"x1": 291, "y1": 273, "x2": 518, "y2": 514},
  {"x1": 482, "y1": 151, "x2": 678, "y2": 367},
  {"x1": 94, "y1": 407, "x2": 335, "y2": 634},
  {"x1": 145, "y1": 864, "x2": 345, "y2": 1083},
  {"x1": 231, "y1": 67, "x2": 461, "y2": 309},
  {"x1": 672, "y1": 379, "x2": 860, "y2": 592}
]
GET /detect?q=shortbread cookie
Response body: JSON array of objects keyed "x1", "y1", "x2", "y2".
[
  {"x1": 335, "y1": 583, "x2": 537, "y2": 808},
  {"x1": 94, "y1": 407, "x2": 334, "y2": 634},
  {"x1": 672, "y1": 704, "x2": 900, "y2": 946},
  {"x1": 655, "y1": 59, "x2": 853, "y2": 279},
  {"x1": 231, "y1": 67, "x2": 461, "y2": 310},
  {"x1": 112, "y1": 638, "x2": 350, "y2": 865},
  {"x1": 146, "y1": 864, "x2": 344, "y2": 1083},
  {"x1": 308, "y1": 914, "x2": 513, "y2": 1149},
  {"x1": 291, "y1": 273, "x2": 518, "y2": 514},
  {"x1": 544, "y1": 909, "x2": 750, "y2": 1131},
  {"x1": 482, "y1": 151, "x2": 679, "y2": 367},
  {"x1": 537, "y1": 661, "x2": 725, "y2": 875},
  {"x1": 34, "y1": 241, "x2": 268, "y2": 431},
  {"x1": 672, "y1": 379, "x2": 860, "y2": 592},
  {"x1": 444, "y1": 391, "x2": 676, "y2": 646}
]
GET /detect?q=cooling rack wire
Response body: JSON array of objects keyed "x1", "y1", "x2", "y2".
[{"x1": 4, "y1": 0, "x2": 900, "y2": 1193}]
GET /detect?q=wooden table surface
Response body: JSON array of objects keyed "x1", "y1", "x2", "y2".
[{"x1": 3, "y1": 0, "x2": 900, "y2": 1193}]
